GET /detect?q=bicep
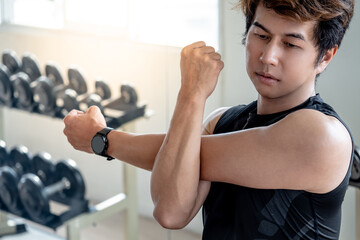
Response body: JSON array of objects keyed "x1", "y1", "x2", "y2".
[{"x1": 200, "y1": 109, "x2": 352, "y2": 193}]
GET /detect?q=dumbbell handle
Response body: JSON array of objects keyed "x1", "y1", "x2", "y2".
[
  {"x1": 14, "y1": 162, "x2": 24, "y2": 175},
  {"x1": 43, "y1": 177, "x2": 70, "y2": 197}
]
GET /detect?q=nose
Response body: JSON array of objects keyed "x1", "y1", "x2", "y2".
[{"x1": 260, "y1": 41, "x2": 279, "y2": 66}]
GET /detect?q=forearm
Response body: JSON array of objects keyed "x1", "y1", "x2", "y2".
[
  {"x1": 107, "y1": 131, "x2": 165, "y2": 171},
  {"x1": 149, "y1": 42, "x2": 223, "y2": 229},
  {"x1": 151, "y1": 92, "x2": 206, "y2": 227}
]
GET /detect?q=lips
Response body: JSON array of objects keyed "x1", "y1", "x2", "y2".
[
  {"x1": 256, "y1": 72, "x2": 279, "y2": 81},
  {"x1": 255, "y1": 72, "x2": 280, "y2": 85}
]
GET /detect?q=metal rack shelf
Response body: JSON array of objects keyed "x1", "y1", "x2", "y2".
[{"x1": 0, "y1": 106, "x2": 141, "y2": 240}]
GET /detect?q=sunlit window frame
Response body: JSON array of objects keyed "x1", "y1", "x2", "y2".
[
  {"x1": 0, "y1": 0, "x2": 219, "y2": 48},
  {"x1": 0, "y1": 0, "x2": 3, "y2": 24}
]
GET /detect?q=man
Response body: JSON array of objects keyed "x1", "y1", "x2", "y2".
[{"x1": 63, "y1": 0, "x2": 355, "y2": 238}]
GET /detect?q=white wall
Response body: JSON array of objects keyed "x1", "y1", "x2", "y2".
[
  {"x1": 220, "y1": 0, "x2": 257, "y2": 107},
  {"x1": 220, "y1": 0, "x2": 360, "y2": 239}
]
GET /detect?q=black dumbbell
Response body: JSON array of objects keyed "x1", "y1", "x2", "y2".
[
  {"x1": 18, "y1": 158, "x2": 86, "y2": 222},
  {"x1": 0, "y1": 145, "x2": 32, "y2": 215},
  {"x1": 2, "y1": 49, "x2": 22, "y2": 74},
  {"x1": 91, "y1": 83, "x2": 139, "y2": 117},
  {"x1": 106, "y1": 83, "x2": 138, "y2": 110},
  {"x1": 0, "y1": 140, "x2": 9, "y2": 167},
  {"x1": 79, "y1": 83, "x2": 139, "y2": 116},
  {"x1": 21, "y1": 53, "x2": 42, "y2": 82},
  {"x1": 0, "y1": 64, "x2": 14, "y2": 106},
  {"x1": 32, "y1": 152, "x2": 55, "y2": 186},
  {"x1": 80, "y1": 84, "x2": 140, "y2": 128},
  {"x1": 61, "y1": 79, "x2": 112, "y2": 115},
  {"x1": 11, "y1": 53, "x2": 42, "y2": 111},
  {"x1": 33, "y1": 64, "x2": 87, "y2": 115},
  {"x1": 0, "y1": 50, "x2": 22, "y2": 107}
]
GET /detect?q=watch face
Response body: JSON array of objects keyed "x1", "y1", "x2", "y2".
[{"x1": 91, "y1": 135, "x2": 106, "y2": 154}]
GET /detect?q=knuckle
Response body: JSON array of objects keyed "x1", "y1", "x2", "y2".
[
  {"x1": 87, "y1": 105, "x2": 97, "y2": 114},
  {"x1": 181, "y1": 50, "x2": 186, "y2": 58},
  {"x1": 203, "y1": 54, "x2": 211, "y2": 62},
  {"x1": 193, "y1": 48, "x2": 202, "y2": 58},
  {"x1": 218, "y1": 61, "x2": 225, "y2": 70},
  {"x1": 211, "y1": 61, "x2": 219, "y2": 69},
  {"x1": 181, "y1": 46, "x2": 190, "y2": 56}
]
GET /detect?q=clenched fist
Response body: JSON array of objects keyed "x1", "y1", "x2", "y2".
[
  {"x1": 180, "y1": 41, "x2": 224, "y2": 100},
  {"x1": 63, "y1": 106, "x2": 106, "y2": 153}
]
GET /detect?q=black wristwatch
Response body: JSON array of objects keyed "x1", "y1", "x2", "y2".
[{"x1": 91, "y1": 127, "x2": 114, "y2": 161}]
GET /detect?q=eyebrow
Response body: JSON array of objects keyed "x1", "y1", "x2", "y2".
[{"x1": 253, "y1": 21, "x2": 306, "y2": 41}]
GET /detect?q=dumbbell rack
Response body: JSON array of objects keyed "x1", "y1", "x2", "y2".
[
  {"x1": 66, "y1": 162, "x2": 138, "y2": 240},
  {"x1": 0, "y1": 107, "x2": 141, "y2": 240},
  {"x1": 0, "y1": 212, "x2": 26, "y2": 236},
  {"x1": 1, "y1": 96, "x2": 147, "y2": 130}
]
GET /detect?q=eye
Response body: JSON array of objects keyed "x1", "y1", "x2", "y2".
[
  {"x1": 284, "y1": 42, "x2": 298, "y2": 48},
  {"x1": 254, "y1": 33, "x2": 269, "y2": 40}
]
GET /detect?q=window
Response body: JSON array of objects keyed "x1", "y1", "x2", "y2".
[
  {"x1": 65, "y1": 0, "x2": 127, "y2": 28},
  {"x1": 130, "y1": 0, "x2": 219, "y2": 47},
  {"x1": 3, "y1": 0, "x2": 219, "y2": 48},
  {"x1": 0, "y1": 0, "x2": 3, "y2": 24},
  {"x1": 7, "y1": 0, "x2": 63, "y2": 29}
]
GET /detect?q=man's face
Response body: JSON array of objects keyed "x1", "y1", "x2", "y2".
[{"x1": 245, "y1": 3, "x2": 324, "y2": 101}]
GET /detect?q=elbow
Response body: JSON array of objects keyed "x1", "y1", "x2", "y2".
[{"x1": 153, "y1": 206, "x2": 189, "y2": 230}]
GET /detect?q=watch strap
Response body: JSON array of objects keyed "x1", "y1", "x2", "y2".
[
  {"x1": 98, "y1": 127, "x2": 113, "y2": 136},
  {"x1": 96, "y1": 127, "x2": 114, "y2": 161}
]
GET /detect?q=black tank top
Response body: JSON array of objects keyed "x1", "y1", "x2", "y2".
[{"x1": 202, "y1": 94, "x2": 354, "y2": 240}]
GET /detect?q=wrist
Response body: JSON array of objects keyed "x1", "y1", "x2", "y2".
[
  {"x1": 178, "y1": 88, "x2": 207, "y2": 104},
  {"x1": 91, "y1": 127, "x2": 114, "y2": 160},
  {"x1": 106, "y1": 130, "x2": 116, "y2": 158}
]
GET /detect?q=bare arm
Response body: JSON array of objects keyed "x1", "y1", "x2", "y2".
[
  {"x1": 150, "y1": 41, "x2": 224, "y2": 229},
  {"x1": 201, "y1": 109, "x2": 353, "y2": 194},
  {"x1": 63, "y1": 107, "x2": 164, "y2": 171},
  {"x1": 64, "y1": 102, "x2": 351, "y2": 196},
  {"x1": 62, "y1": 105, "x2": 226, "y2": 173},
  {"x1": 106, "y1": 131, "x2": 165, "y2": 171},
  {"x1": 63, "y1": 96, "x2": 226, "y2": 229}
]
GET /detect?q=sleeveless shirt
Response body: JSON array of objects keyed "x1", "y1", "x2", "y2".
[{"x1": 202, "y1": 94, "x2": 354, "y2": 240}]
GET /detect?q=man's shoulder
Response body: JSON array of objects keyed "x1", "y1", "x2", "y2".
[
  {"x1": 286, "y1": 108, "x2": 345, "y2": 132},
  {"x1": 267, "y1": 108, "x2": 353, "y2": 193},
  {"x1": 202, "y1": 107, "x2": 231, "y2": 135},
  {"x1": 279, "y1": 108, "x2": 350, "y2": 144}
]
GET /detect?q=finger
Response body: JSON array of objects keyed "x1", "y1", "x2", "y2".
[
  {"x1": 210, "y1": 52, "x2": 222, "y2": 60},
  {"x1": 66, "y1": 109, "x2": 84, "y2": 118},
  {"x1": 218, "y1": 60, "x2": 225, "y2": 71},
  {"x1": 190, "y1": 41, "x2": 206, "y2": 49},
  {"x1": 64, "y1": 109, "x2": 84, "y2": 125},
  {"x1": 86, "y1": 105, "x2": 102, "y2": 116},
  {"x1": 201, "y1": 46, "x2": 216, "y2": 54}
]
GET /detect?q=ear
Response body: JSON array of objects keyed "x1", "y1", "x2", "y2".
[{"x1": 315, "y1": 46, "x2": 338, "y2": 75}]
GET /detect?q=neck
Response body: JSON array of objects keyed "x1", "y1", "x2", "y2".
[{"x1": 257, "y1": 89, "x2": 316, "y2": 115}]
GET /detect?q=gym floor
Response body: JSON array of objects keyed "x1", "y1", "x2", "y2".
[{"x1": 2, "y1": 212, "x2": 202, "y2": 240}]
